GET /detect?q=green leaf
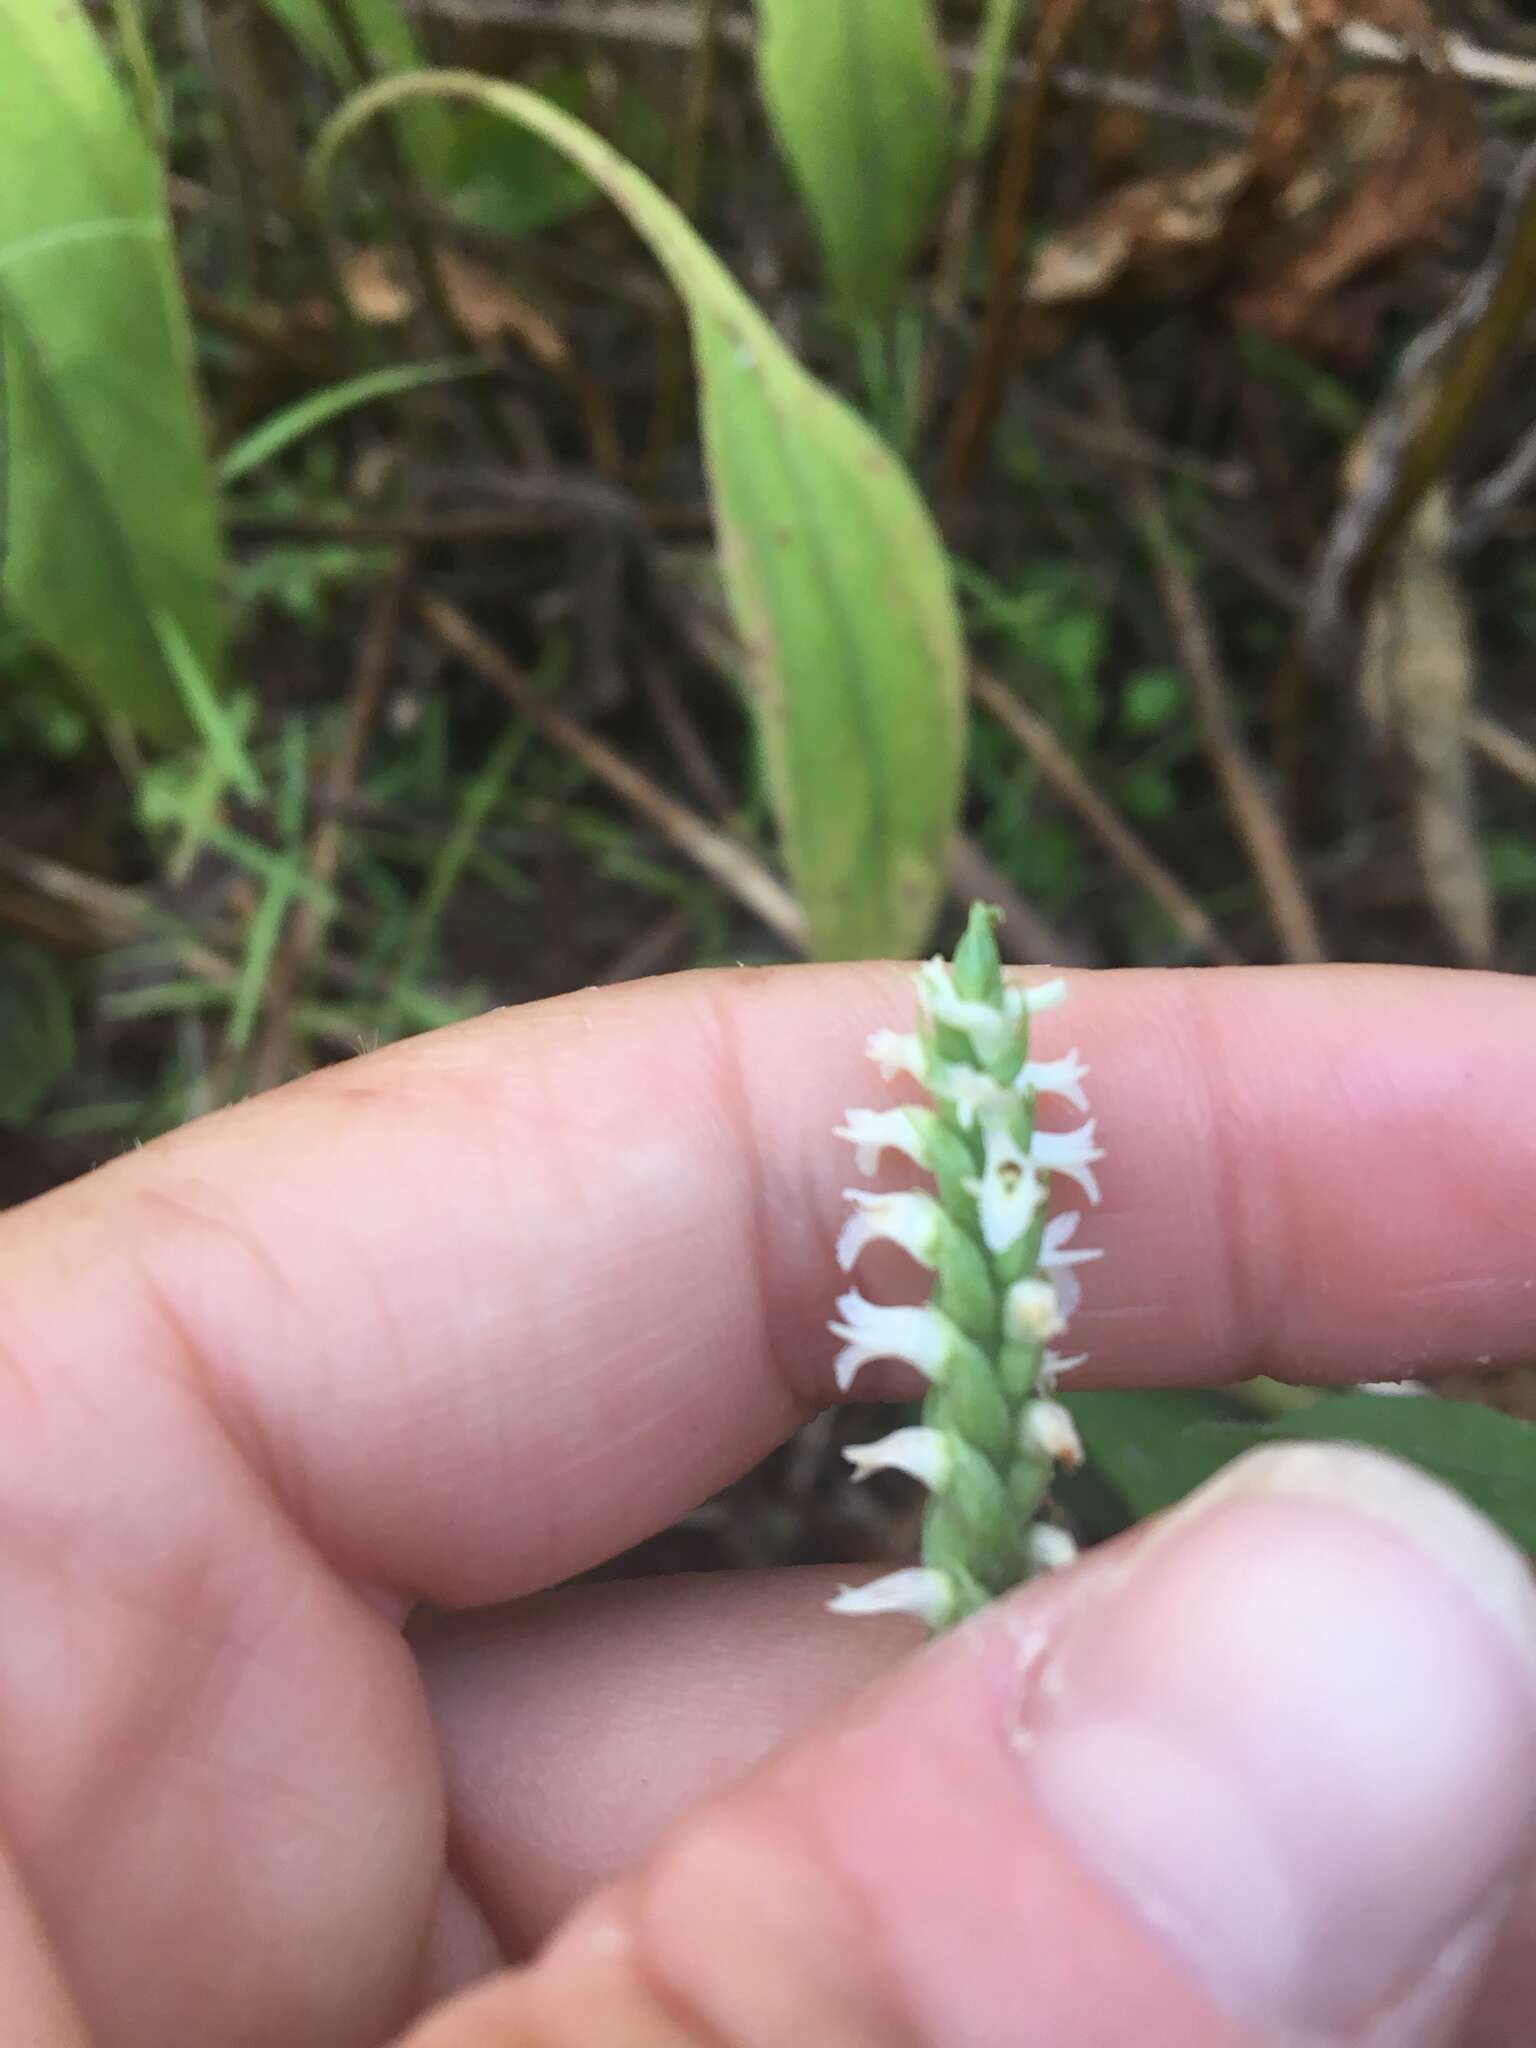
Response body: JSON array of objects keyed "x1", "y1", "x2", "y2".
[
  {"x1": 753, "y1": 0, "x2": 950, "y2": 321},
  {"x1": 154, "y1": 618, "x2": 263, "y2": 802},
  {"x1": 447, "y1": 69, "x2": 669, "y2": 238},
  {"x1": 257, "y1": 0, "x2": 456, "y2": 184},
  {"x1": 257, "y1": 0, "x2": 351, "y2": 79},
  {"x1": 1066, "y1": 1388, "x2": 1536, "y2": 1553},
  {"x1": 0, "y1": 0, "x2": 225, "y2": 743},
  {"x1": 1121, "y1": 666, "x2": 1184, "y2": 736},
  {"x1": 0, "y1": 940, "x2": 74, "y2": 1125},
  {"x1": 317, "y1": 75, "x2": 966, "y2": 959},
  {"x1": 219, "y1": 358, "x2": 481, "y2": 484},
  {"x1": 961, "y1": 0, "x2": 1028, "y2": 159}
]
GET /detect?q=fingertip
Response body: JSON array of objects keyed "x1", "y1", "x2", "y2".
[{"x1": 560, "y1": 1446, "x2": 1536, "y2": 2047}]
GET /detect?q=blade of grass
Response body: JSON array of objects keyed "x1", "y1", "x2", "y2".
[
  {"x1": 423, "y1": 597, "x2": 806, "y2": 947},
  {"x1": 227, "y1": 720, "x2": 310, "y2": 1054},
  {"x1": 155, "y1": 618, "x2": 263, "y2": 801},
  {"x1": 376, "y1": 717, "x2": 532, "y2": 1041},
  {"x1": 218, "y1": 358, "x2": 483, "y2": 484}
]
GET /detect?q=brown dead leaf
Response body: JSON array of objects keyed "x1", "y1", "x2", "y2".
[
  {"x1": 1026, "y1": 150, "x2": 1255, "y2": 306},
  {"x1": 1235, "y1": 0, "x2": 1444, "y2": 58},
  {"x1": 1024, "y1": 41, "x2": 1478, "y2": 356},
  {"x1": 1358, "y1": 480, "x2": 1493, "y2": 964},
  {"x1": 341, "y1": 247, "x2": 569, "y2": 369},
  {"x1": 1230, "y1": 72, "x2": 1480, "y2": 346},
  {"x1": 1025, "y1": 41, "x2": 1328, "y2": 310}
]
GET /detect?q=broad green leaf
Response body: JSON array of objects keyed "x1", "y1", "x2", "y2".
[
  {"x1": 317, "y1": 75, "x2": 966, "y2": 958},
  {"x1": 1066, "y1": 1389, "x2": 1536, "y2": 1554},
  {"x1": 0, "y1": 0, "x2": 224, "y2": 743},
  {"x1": 754, "y1": 0, "x2": 950, "y2": 321},
  {"x1": 219, "y1": 357, "x2": 481, "y2": 483},
  {"x1": 0, "y1": 941, "x2": 74, "y2": 1125}
]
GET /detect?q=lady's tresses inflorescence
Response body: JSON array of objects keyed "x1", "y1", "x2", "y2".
[{"x1": 828, "y1": 903, "x2": 1102, "y2": 1633}]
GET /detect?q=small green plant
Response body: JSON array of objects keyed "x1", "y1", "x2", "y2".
[
  {"x1": 828, "y1": 901, "x2": 1101, "y2": 1629},
  {"x1": 317, "y1": 72, "x2": 967, "y2": 963}
]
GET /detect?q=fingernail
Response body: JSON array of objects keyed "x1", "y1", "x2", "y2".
[{"x1": 1018, "y1": 1444, "x2": 1536, "y2": 2035}]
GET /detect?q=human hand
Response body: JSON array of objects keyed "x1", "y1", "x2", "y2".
[{"x1": 3, "y1": 962, "x2": 1535, "y2": 2048}]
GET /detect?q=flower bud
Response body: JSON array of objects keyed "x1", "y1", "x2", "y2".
[
  {"x1": 1020, "y1": 1399, "x2": 1084, "y2": 1469},
  {"x1": 1005, "y1": 1276, "x2": 1067, "y2": 1344},
  {"x1": 1026, "y1": 1524, "x2": 1079, "y2": 1573}
]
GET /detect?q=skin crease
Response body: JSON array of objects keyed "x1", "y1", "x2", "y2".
[{"x1": 0, "y1": 962, "x2": 1531, "y2": 2043}]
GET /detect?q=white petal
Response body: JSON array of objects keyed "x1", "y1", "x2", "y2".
[
  {"x1": 828, "y1": 1294, "x2": 957, "y2": 1392},
  {"x1": 930, "y1": 1061, "x2": 1013, "y2": 1128},
  {"x1": 835, "y1": 1208, "x2": 878, "y2": 1274},
  {"x1": 827, "y1": 1567, "x2": 955, "y2": 1627},
  {"x1": 1040, "y1": 1210, "x2": 1102, "y2": 1268},
  {"x1": 1020, "y1": 1400, "x2": 1084, "y2": 1469},
  {"x1": 835, "y1": 1106, "x2": 932, "y2": 1177},
  {"x1": 1019, "y1": 1050, "x2": 1089, "y2": 1114},
  {"x1": 1030, "y1": 1121, "x2": 1104, "y2": 1204},
  {"x1": 1006, "y1": 1276, "x2": 1067, "y2": 1343},
  {"x1": 836, "y1": 1189, "x2": 943, "y2": 1273},
  {"x1": 1039, "y1": 1349, "x2": 1089, "y2": 1391},
  {"x1": 1050, "y1": 1262, "x2": 1083, "y2": 1324},
  {"x1": 1022, "y1": 977, "x2": 1068, "y2": 1014},
  {"x1": 964, "y1": 1120, "x2": 1043, "y2": 1254},
  {"x1": 1026, "y1": 1525, "x2": 1079, "y2": 1572},
  {"x1": 916, "y1": 958, "x2": 1017, "y2": 1063},
  {"x1": 843, "y1": 1426, "x2": 951, "y2": 1490},
  {"x1": 865, "y1": 1029, "x2": 926, "y2": 1083}
]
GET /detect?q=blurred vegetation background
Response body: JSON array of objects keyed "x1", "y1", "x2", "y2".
[{"x1": 5, "y1": 0, "x2": 1536, "y2": 1568}]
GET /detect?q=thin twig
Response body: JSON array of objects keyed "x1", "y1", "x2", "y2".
[
  {"x1": 597, "y1": 906, "x2": 692, "y2": 984},
  {"x1": 228, "y1": 501, "x2": 712, "y2": 544},
  {"x1": 673, "y1": 0, "x2": 724, "y2": 219},
  {"x1": 1087, "y1": 353, "x2": 1324, "y2": 963},
  {"x1": 1198, "y1": 0, "x2": 1536, "y2": 92},
  {"x1": 1029, "y1": 402, "x2": 1254, "y2": 498},
  {"x1": 1308, "y1": 143, "x2": 1536, "y2": 673},
  {"x1": 637, "y1": 646, "x2": 736, "y2": 818},
  {"x1": 421, "y1": 598, "x2": 806, "y2": 946},
  {"x1": 969, "y1": 667, "x2": 1238, "y2": 963},
  {"x1": 644, "y1": 0, "x2": 725, "y2": 474},
  {"x1": 0, "y1": 844, "x2": 152, "y2": 944},
  {"x1": 944, "y1": 0, "x2": 1093, "y2": 496},
  {"x1": 250, "y1": 558, "x2": 412, "y2": 1091},
  {"x1": 1471, "y1": 712, "x2": 1536, "y2": 791},
  {"x1": 0, "y1": 844, "x2": 374, "y2": 1050},
  {"x1": 1455, "y1": 415, "x2": 1536, "y2": 551}
]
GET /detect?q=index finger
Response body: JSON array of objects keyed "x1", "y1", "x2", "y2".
[{"x1": 2, "y1": 961, "x2": 1531, "y2": 1605}]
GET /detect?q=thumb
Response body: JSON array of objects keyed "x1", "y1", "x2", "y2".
[{"x1": 401, "y1": 1444, "x2": 1536, "y2": 2048}]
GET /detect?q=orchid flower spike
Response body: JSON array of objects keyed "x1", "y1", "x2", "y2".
[{"x1": 827, "y1": 904, "x2": 1103, "y2": 1633}]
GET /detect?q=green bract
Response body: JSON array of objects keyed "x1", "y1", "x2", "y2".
[{"x1": 829, "y1": 903, "x2": 1103, "y2": 1631}]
